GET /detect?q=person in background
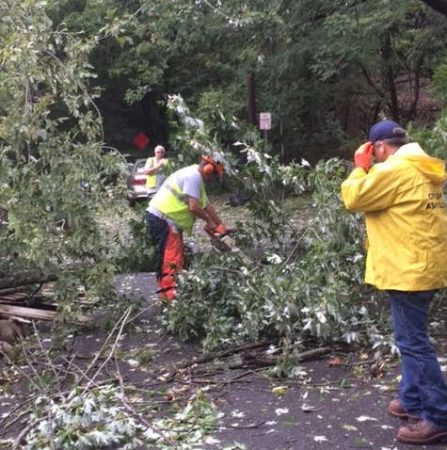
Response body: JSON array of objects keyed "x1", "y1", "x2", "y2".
[
  {"x1": 341, "y1": 119, "x2": 447, "y2": 445},
  {"x1": 146, "y1": 154, "x2": 232, "y2": 301},
  {"x1": 144, "y1": 145, "x2": 170, "y2": 197}
]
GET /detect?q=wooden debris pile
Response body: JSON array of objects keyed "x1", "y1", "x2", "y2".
[
  {"x1": 0, "y1": 286, "x2": 58, "y2": 355},
  {"x1": 0, "y1": 286, "x2": 58, "y2": 319}
]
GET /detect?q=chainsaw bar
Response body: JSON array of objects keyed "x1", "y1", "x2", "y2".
[{"x1": 208, "y1": 233, "x2": 253, "y2": 265}]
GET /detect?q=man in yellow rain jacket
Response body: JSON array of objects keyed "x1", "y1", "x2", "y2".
[
  {"x1": 146, "y1": 154, "x2": 232, "y2": 301},
  {"x1": 342, "y1": 120, "x2": 447, "y2": 445}
]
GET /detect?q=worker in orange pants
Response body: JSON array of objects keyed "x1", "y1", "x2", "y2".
[{"x1": 146, "y1": 154, "x2": 232, "y2": 301}]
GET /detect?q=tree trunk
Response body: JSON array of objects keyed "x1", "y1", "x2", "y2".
[
  {"x1": 246, "y1": 72, "x2": 257, "y2": 126},
  {"x1": 382, "y1": 31, "x2": 400, "y2": 121}
]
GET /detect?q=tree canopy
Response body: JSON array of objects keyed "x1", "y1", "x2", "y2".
[{"x1": 60, "y1": 1, "x2": 446, "y2": 159}]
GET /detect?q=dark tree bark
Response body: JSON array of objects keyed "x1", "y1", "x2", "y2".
[
  {"x1": 382, "y1": 32, "x2": 400, "y2": 122},
  {"x1": 406, "y1": 61, "x2": 423, "y2": 122},
  {"x1": 420, "y1": 0, "x2": 447, "y2": 16},
  {"x1": 246, "y1": 72, "x2": 257, "y2": 126}
]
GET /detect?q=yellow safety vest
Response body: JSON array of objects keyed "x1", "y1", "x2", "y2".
[
  {"x1": 145, "y1": 157, "x2": 157, "y2": 189},
  {"x1": 150, "y1": 165, "x2": 207, "y2": 232}
]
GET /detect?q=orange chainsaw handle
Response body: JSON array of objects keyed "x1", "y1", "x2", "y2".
[{"x1": 204, "y1": 224, "x2": 235, "y2": 238}]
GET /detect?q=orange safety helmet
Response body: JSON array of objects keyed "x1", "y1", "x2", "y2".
[{"x1": 200, "y1": 155, "x2": 224, "y2": 177}]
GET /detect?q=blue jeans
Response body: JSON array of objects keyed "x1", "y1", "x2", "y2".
[
  {"x1": 146, "y1": 213, "x2": 168, "y2": 280},
  {"x1": 389, "y1": 290, "x2": 447, "y2": 428}
]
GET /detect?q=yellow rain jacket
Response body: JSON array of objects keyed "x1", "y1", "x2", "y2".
[{"x1": 341, "y1": 143, "x2": 447, "y2": 291}]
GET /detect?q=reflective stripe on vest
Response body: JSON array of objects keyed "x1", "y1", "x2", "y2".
[
  {"x1": 150, "y1": 167, "x2": 207, "y2": 232},
  {"x1": 145, "y1": 157, "x2": 156, "y2": 189}
]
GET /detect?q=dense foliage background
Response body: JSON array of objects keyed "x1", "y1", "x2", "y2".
[{"x1": 52, "y1": 0, "x2": 447, "y2": 161}]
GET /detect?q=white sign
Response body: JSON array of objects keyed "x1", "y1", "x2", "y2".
[{"x1": 259, "y1": 112, "x2": 272, "y2": 130}]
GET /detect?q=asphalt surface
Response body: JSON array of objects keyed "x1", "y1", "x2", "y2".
[
  {"x1": 1, "y1": 273, "x2": 447, "y2": 450},
  {"x1": 114, "y1": 273, "x2": 447, "y2": 450}
]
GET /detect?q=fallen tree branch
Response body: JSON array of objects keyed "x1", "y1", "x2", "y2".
[
  {"x1": 0, "y1": 272, "x2": 58, "y2": 290},
  {"x1": 162, "y1": 341, "x2": 272, "y2": 381},
  {"x1": 166, "y1": 345, "x2": 332, "y2": 381},
  {"x1": 83, "y1": 307, "x2": 132, "y2": 393},
  {"x1": 12, "y1": 417, "x2": 48, "y2": 450},
  {"x1": 84, "y1": 307, "x2": 132, "y2": 376}
]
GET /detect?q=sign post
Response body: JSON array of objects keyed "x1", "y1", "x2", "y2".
[{"x1": 259, "y1": 112, "x2": 272, "y2": 149}]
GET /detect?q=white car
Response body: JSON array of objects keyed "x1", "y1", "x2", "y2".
[{"x1": 126, "y1": 159, "x2": 148, "y2": 206}]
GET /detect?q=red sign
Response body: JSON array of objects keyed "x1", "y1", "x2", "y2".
[
  {"x1": 133, "y1": 132, "x2": 150, "y2": 150},
  {"x1": 259, "y1": 112, "x2": 272, "y2": 130}
]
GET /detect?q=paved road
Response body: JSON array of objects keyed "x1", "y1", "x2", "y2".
[
  {"x1": 115, "y1": 273, "x2": 447, "y2": 450},
  {"x1": 1, "y1": 273, "x2": 445, "y2": 449}
]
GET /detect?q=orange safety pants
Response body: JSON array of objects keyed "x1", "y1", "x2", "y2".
[
  {"x1": 147, "y1": 212, "x2": 183, "y2": 301},
  {"x1": 158, "y1": 225, "x2": 184, "y2": 301}
]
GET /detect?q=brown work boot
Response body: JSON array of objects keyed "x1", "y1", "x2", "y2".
[
  {"x1": 397, "y1": 419, "x2": 447, "y2": 444},
  {"x1": 388, "y1": 399, "x2": 419, "y2": 420}
]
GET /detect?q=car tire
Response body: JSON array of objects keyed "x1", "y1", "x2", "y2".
[{"x1": 128, "y1": 198, "x2": 136, "y2": 207}]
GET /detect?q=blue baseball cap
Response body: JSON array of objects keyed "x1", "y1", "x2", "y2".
[{"x1": 368, "y1": 120, "x2": 404, "y2": 143}]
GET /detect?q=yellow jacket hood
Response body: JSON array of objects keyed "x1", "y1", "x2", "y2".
[{"x1": 393, "y1": 143, "x2": 447, "y2": 185}]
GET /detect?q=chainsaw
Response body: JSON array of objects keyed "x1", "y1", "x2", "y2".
[{"x1": 204, "y1": 226, "x2": 252, "y2": 265}]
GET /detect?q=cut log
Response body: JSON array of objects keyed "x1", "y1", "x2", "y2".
[
  {"x1": 0, "y1": 291, "x2": 31, "y2": 303},
  {"x1": 0, "y1": 305, "x2": 56, "y2": 321}
]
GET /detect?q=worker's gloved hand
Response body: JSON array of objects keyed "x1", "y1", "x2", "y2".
[
  {"x1": 204, "y1": 223, "x2": 234, "y2": 237},
  {"x1": 204, "y1": 224, "x2": 217, "y2": 236},
  {"x1": 354, "y1": 141, "x2": 373, "y2": 172},
  {"x1": 214, "y1": 223, "x2": 234, "y2": 236}
]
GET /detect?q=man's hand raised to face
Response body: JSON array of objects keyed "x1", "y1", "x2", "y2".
[{"x1": 354, "y1": 141, "x2": 374, "y2": 172}]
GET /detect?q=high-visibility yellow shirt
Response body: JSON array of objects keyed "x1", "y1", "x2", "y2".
[
  {"x1": 149, "y1": 165, "x2": 207, "y2": 233},
  {"x1": 341, "y1": 143, "x2": 447, "y2": 291},
  {"x1": 145, "y1": 157, "x2": 170, "y2": 190},
  {"x1": 145, "y1": 157, "x2": 157, "y2": 189}
]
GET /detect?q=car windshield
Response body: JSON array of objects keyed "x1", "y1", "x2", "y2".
[{"x1": 134, "y1": 160, "x2": 146, "y2": 174}]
